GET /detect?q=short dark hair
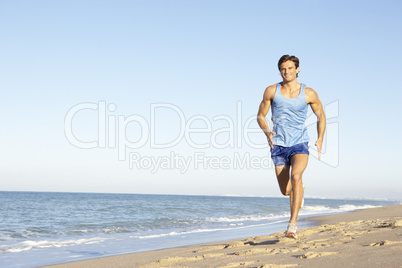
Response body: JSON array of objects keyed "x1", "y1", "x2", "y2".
[{"x1": 278, "y1": 55, "x2": 300, "y2": 77}]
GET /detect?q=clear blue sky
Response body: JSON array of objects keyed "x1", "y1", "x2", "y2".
[{"x1": 1, "y1": 0, "x2": 401, "y2": 200}]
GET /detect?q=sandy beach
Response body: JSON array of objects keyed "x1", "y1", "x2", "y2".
[{"x1": 43, "y1": 205, "x2": 402, "y2": 268}]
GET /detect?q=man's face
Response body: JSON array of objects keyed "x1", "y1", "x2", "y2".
[{"x1": 280, "y1": 61, "x2": 299, "y2": 82}]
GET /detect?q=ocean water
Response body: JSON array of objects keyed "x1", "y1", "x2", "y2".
[{"x1": 0, "y1": 192, "x2": 399, "y2": 268}]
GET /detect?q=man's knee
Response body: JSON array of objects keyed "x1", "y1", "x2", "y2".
[
  {"x1": 280, "y1": 186, "x2": 292, "y2": 196},
  {"x1": 291, "y1": 173, "x2": 302, "y2": 183}
]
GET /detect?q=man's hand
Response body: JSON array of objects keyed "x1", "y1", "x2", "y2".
[
  {"x1": 315, "y1": 139, "x2": 323, "y2": 160},
  {"x1": 267, "y1": 132, "x2": 276, "y2": 149}
]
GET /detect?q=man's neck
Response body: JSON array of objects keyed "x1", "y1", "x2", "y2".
[{"x1": 282, "y1": 80, "x2": 300, "y2": 92}]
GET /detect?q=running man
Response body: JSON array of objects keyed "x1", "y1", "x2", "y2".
[{"x1": 257, "y1": 55, "x2": 326, "y2": 239}]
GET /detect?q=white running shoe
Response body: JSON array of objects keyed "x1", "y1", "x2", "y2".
[{"x1": 286, "y1": 222, "x2": 298, "y2": 239}]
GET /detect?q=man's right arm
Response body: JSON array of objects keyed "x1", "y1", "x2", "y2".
[{"x1": 257, "y1": 85, "x2": 276, "y2": 149}]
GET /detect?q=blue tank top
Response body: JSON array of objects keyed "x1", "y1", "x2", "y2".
[{"x1": 271, "y1": 82, "x2": 309, "y2": 147}]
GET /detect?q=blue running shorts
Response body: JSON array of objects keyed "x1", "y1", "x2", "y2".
[{"x1": 270, "y1": 142, "x2": 309, "y2": 166}]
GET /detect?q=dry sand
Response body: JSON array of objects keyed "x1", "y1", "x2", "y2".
[{"x1": 43, "y1": 205, "x2": 402, "y2": 268}]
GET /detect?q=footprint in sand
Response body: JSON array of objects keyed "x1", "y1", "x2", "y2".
[
  {"x1": 147, "y1": 251, "x2": 228, "y2": 267},
  {"x1": 246, "y1": 239, "x2": 281, "y2": 246},
  {"x1": 202, "y1": 252, "x2": 226, "y2": 258},
  {"x1": 391, "y1": 219, "x2": 402, "y2": 227},
  {"x1": 384, "y1": 219, "x2": 402, "y2": 227},
  {"x1": 194, "y1": 241, "x2": 248, "y2": 253},
  {"x1": 298, "y1": 251, "x2": 338, "y2": 259},
  {"x1": 154, "y1": 256, "x2": 203, "y2": 266},
  {"x1": 306, "y1": 238, "x2": 330, "y2": 243},
  {"x1": 369, "y1": 240, "x2": 402, "y2": 247},
  {"x1": 246, "y1": 235, "x2": 276, "y2": 241},
  {"x1": 234, "y1": 248, "x2": 274, "y2": 256},
  {"x1": 216, "y1": 261, "x2": 257, "y2": 268},
  {"x1": 258, "y1": 265, "x2": 298, "y2": 268},
  {"x1": 218, "y1": 262, "x2": 299, "y2": 268},
  {"x1": 225, "y1": 241, "x2": 248, "y2": 248},
  {"x1": 194, "y1": 245, "x2": 226, "y2": 253}
]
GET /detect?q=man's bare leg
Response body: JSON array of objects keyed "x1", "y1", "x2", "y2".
[
  {"x1": 274, "y1": 165, "x2": 291, "y2": 196},
  {"x1": 289, "y1": 154, "x2": 308, "y2": 224}
]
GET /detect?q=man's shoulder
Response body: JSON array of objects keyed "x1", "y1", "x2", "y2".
[
  {"x1": 304, "y1": 86, "x2": 319, "y2": 103},
  {"x1": 304, "y1": 85, "x2": 314, "y2": 91},
  {"x1": 264, "y1": 84, "x2": 278, "y2": 99},
  {"x1": 266, "y1": 83, "x2": 278, "y2": 90},
  {"x1": 305, "y1": 86, "x2": 318, "y2": 96}
]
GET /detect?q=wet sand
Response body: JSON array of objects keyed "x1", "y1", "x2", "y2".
[{"x1": 43, "y1": 205, "x2": 402, "y2": 268}]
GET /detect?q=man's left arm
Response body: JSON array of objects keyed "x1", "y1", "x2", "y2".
[{"x1": 306, "y1": 87, "x2": 326, "y2": 160}]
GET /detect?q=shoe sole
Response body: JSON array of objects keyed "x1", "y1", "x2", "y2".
[{"x1": 285, "y1": 232, "x2": 298, "y2": 239}]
